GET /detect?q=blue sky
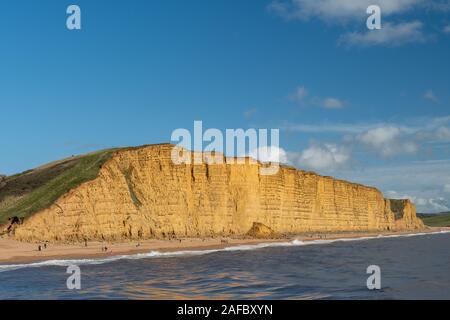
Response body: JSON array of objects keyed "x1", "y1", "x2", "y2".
[{"x1": 0, "y1": 0, "x2": 449, "y2": 212}]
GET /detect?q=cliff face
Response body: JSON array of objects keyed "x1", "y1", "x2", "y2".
[{"x1": 11, "y1": 144, "x2": 424, "y2": 242}]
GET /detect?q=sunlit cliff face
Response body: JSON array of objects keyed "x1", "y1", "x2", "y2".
[{"x1": 10, "y1": 144, "x2": 423, "y2": 242}]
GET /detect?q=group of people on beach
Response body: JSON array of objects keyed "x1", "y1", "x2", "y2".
[{"x1": 37, "y1": 242, "x2": 49, "y2": 252}]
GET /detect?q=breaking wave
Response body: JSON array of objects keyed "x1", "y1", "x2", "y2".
[{"x1": 1, "y1": 230, "x2": 449, "y2": 273}]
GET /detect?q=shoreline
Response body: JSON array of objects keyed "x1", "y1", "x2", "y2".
[{"x1": 1, "y1": 227, "x2": 449, "y2": 265}]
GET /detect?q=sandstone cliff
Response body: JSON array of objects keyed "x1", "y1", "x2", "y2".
[{"x1": 8, "y1": 144, "x2": 424, "y2": 242}]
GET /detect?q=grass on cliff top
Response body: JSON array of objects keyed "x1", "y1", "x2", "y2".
[
  {"x1": 0, "y1": 149, "x2": 117, "y2": 225},
  {"x1": 418, "y1": 212, "x2": 450, "y2": 227}
]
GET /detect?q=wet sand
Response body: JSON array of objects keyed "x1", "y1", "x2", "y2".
[{"x1": 1, "y1": 227, "x2": 448, "y2": 265}]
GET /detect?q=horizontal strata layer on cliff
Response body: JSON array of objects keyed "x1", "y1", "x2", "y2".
[{"x1": 6, "y1": 144, "x2": 423, "y2": 242}]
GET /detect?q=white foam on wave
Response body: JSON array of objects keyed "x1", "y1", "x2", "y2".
[{"x1": 1, "y1": 230, "x2": 449, "y2": 273}]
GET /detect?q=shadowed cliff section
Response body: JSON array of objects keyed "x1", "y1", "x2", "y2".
[{"x1": 1, "y1": 144, "x2": 424, "y2": 242}]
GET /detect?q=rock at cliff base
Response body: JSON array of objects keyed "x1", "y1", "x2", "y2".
[
  {"x1": 247, "y1": 222, "x2": 276, "y2": 239},
  {"x1": 0, "y1": 216, "x2": 23, "y2": 237}
]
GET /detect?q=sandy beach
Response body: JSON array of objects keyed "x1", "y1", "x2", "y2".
[{"x1": 1, "y1": 227, "x2": 448, "y2": 265}]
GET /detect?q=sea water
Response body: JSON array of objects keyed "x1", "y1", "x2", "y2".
[{"x1": 0, "y1": 231, "x2": 449, "y2": 299}]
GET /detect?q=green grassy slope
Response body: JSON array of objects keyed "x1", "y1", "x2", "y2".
[
  {"x1": 418, "y1": 212, "x2": 450, "y2": 227},
  {"x1": 0, "y1": 149, "x2": 117, "y2": 225}
]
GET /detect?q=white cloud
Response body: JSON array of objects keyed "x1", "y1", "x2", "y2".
[
  {"x1": 288, "y1": 143, "x2": 350, "y2": 172},
  {"x1": 444, "y1": 184, "x2": 450, "y2": 193},
  {"x1": 334, "y1": 160, "x2": 450, "y2": 213},
  {"x1": 357, "y1": 126, "x2": 401, "y2": 145},
  {"x1": 282, "y1": 122, "x2": 385, "y2": 134},
  {"x1": 290, "y1": 86, "x2": 309, "y2": 103},
  {"x1": 355, "y1": 126, "x2": 418, "y2": 157},
  {"x1": 429, "y1": 1, "x2": 450, "y2": 12},
  {"x1": 281, "y1": 139, "x2": 450, "y2": 212},
  {"x1": 386, "y1": 191, "x2": 450, "y2": 212},
  {"x1": 338, "y1": 21, "x2": 428, "y2": 47},
  {"x1": 423, "y1": 89, "x2": 438, "y2": 103},
  {"x1": 249, "y1": 146, "x2": 288, "y2": 164},
  {"x1": 279, "y1": 116, "x2": 450, "y2": 213},
  {"x1": 283, "y1": 143, "x2": 450, "y2": 212},
  {"x1": 287, "y1": 151, "x2": 450, "y2": 212},
  {"x1": 284, "y1": 119, "x2": 450, "y2": 159},
  {"x1": 434, "y1": 127, "x2": 450, "y2": 141},
  {"x1": 322, "y1": 97, "x2": 344, "y2": 109},
  {"x1": 244, "y1": 108, "x2": 257, "y2": 118},
  {"x1": 268, "y1": 1, "x2": 446, "y2": 47},
  {"x1": 415, "y1": 126, "x2": 450, "y2": 143},
  {"x1": 282, "y1": 116, "x2": 450, "y2": 143},
  {"x1": 286, "y1": 124, "x2": 420, "y2": 159},
  {"x1": 290, "y1": 85, "x2": 345, "y2": 109},
  {"x1": 268, "y1": 0, "x2": 423, "y2": 22}
]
